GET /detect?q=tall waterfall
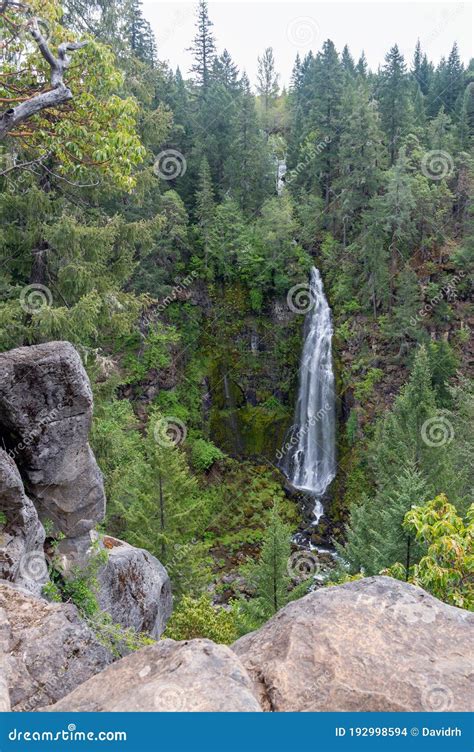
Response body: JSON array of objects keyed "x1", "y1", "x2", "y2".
[{"x1": 281, "y1": 267, "x2": 336, "y2": 522}]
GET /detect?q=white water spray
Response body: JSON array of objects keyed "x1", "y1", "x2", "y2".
[{"x1": 281, "y1": 267, "x2": 336, "y2": 522}]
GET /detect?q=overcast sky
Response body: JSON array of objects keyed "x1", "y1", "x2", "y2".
[{"x1": 142, "y1": 1, "x2": 472, "y2": 88}]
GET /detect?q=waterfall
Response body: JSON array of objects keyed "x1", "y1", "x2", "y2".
[{"x1": 281, "y1": 267, "x2": 336, "y2": 522}]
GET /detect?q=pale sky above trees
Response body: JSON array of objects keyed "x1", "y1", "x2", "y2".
[{"x1": 144, "y1": 1, "x2": 472, "y2": 87}]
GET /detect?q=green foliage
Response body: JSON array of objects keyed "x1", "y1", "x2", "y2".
[
  {"x1": 164, "y1": 594, "x2": 238, "y2": 644},
  {"x1": 1, "y1": 2, "x2": 471, "y2": 633},
  {"x1": 353, "y1": 368, "x2": 384, "y2": 403},
  {"x1": 236, "y1": 503, "x2": 303, "y2": 633},
  {"x1": 345, "y1": 409, "x2": 358, "y2": 446},
  {"x1": 1, "y1": 0, "x2": 147, "y2": 188},
  {"x1": 42, "y1": 580, "x2": 62, "y2": 603},
  {"x1": 124, "y1": 324, "x2": 179, "y2": 385},
  {"x1": 426, "y1": 340, "x2": 459, "y2": 407},
  {"x1": 400, "y1": 495, "x2": 473, "y2": 610},
  {"x1": 338, "y1": 346, "x2": 468, "y2": 576},
  {"x1": 54, "y1": 540, "x2": 109, "y2": 617},
  {"x1": 190, "y1": 438, "x2": 225, "y2": 472}
]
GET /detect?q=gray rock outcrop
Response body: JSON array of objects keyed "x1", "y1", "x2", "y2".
[
  {"x1": 97, "y1": 536, "x2": 172, "y2": 639},
  {"x1": 45, "y1": 639, "x2": 261, "y2": 712},
  {"x1": 233, "y1": 576, "x2": 474, "y2": 712},
  {"x1": 0, "y1": 581, "x2": 112, "y2": 711},
  {"x1": 0, "y1": 341, "x2": 105, "y2": 537},
  {"x1": 55, "y1": 533, "x2": 173, "y2": 639},
  {"x1": 0, "y1": 450, "x2": 47, "y2": 596}
]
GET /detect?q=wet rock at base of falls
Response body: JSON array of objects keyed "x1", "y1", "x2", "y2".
[
  {"x1": 0, "y1": 581, "x2": 112, "y2": 711},
  {"x1": 44, "y1": 638, "x2": 261, "y2": 712},
  {"x1": 0, "y1": 450, "x2": 48, "y2": 597},
  {"x1": 55, "y1": 533, "x2": 173, "y2": 640},
  {"x1": 233, "y1": 576, "x2": 473, "y2": 712},
  {"x1": 0, "y1": 341, "x2": 105, "y2": 538}
]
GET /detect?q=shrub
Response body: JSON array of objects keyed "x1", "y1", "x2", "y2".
[
  {"x1": 190, "y1": 438, "x2": 225, "y2": 472},
  {"x1": 164, "y1": 594, "x2": 238, "y2": 644}
]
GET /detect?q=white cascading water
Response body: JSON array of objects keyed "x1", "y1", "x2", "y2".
[{"x1": 281, "y1": 267, "x2": 336, "y2": 523}]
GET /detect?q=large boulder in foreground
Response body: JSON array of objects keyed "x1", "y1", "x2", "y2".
[
  {"x1": 0, "y1": 581, "x2": 111, "y2": 711},
  {"x1": 55, "y1": 533, "x2": 173, "y2": 639},
  {"x1": 45, "y1": 639, "x2": 262, "y2": 712},
  {"x1": 233, "y1": 576, "x2": 474, "y2": 712},
  {"x1": 0, "y1": 341, "x2": 105, "y2": 537},
  {"x1": 0, "y1": 450, "x2": 47, "y2": 596}
]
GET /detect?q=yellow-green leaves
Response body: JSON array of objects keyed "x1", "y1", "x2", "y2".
[
  {"x1": 402, "y1": 495, "x2": 473, "y2": 610},
  {"x1": 1, "y1": 1, "x2": 145, "y2": 188}
]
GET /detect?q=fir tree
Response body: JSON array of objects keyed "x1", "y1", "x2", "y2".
[
  {"x1": 189, "y1": 0, "x2": 216, "y2": 92},
  {"x1": 338, "y1": 346, "x2": 458, "y2": 575},
  {"x1": 309, "y1": 40, "x2": 345, "y2": 208},
  {"x1": 257, "y1": 47, "x2": 280, "y2": 112},
  {"x1": 336, "y1": 82, "x2": 386, "y2": 238},
  {"x1": 238, "y1": 503, "x2": 294, "y2": 630},
  {"x1": 356, "y1": 51, "x2": 368, "y2": 78},
  {"x1": 378, "y1": 44, "x2": 411, "y2": 164},
  {"x1": 341, "y1": 44, "x2": 356, "y2": 76},
  {"x1": 213, "y1": 49, "x2": 240, "y2": 92},
  {"x1": 195, "y1": 158, "x2": 215, "y2": 270}
]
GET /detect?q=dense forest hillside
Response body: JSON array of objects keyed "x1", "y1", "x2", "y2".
[{"x1": 0, "y1": 0, "x2": 472, "y2": 641}]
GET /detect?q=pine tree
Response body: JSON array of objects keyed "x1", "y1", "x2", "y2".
[
  {"x1": 336, "y1": 82, "x2": 386, "y2": 238},
  {"x1": 290, "y1": 53, "x2": 303, "y2": 90},
  {"x1": 238, "y1": 503, "x2": 294, "y2": 630},
  {"x1": 459, "y1": 81, "x2": 474, "y2": 149},
  {"x1": 337, "y1": 464, "x2": 429, "y2": 575},
  {"x1": 208, "y1": 198, "x2": 246, "y2": 281},
  {"x1": 386, "y1": 266, "x2": 422, "y2": 350},
  {"x1": 213, "y1": 49, "x2": 240, "y2": 92},
  {"x1": 225, "y1": 73, "x2": 273, "y2": 214},
  {"x1": 189, "y1": 0, "x2": 216, "y2": 93},
  {"x1": 338, "y1": 346, "x2": 458, "y2": 576},
  {"x1": 124, "y1": 0, "x2": 157, "y2": 66},
  {"x1": 382, "y1": 148, "x2": 417, "y2": 296},
  {"x1": 195, "y1": 158, "x2": 215, "y2": 271},
  {"x1": 309, "y1": 40, "x2": 345, "y2": 208},
  {"x1": 120, "y1": 409, "x2": 212, "y2": 594},
  {"x1": 445, "y1": 43, "x2": 464, "y2": 114},
  {"x1": 374, "y1": 345, "x2": 440, "y2": 491},
  {"x1": 341, "y1": 44, "x2": 355, "y2": 76},
  {"x1": 351, "y1": 198, "x2": 390, "y2": 316},
  {"x1": 256, "y1": 47, "x2": 280, "y2": 114},
  {"x1": 418, "y1": 54, "x2": 434, "y2": 96},
  {"x1": 378, "y1": 45, "x2": 411, "y2": 164},
  {"x1": 356, "y1": 51, "x2": 368, "y2": 78}
]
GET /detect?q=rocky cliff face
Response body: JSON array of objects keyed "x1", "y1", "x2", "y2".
[
  {"x1": 0, "y1": 341, "x2": 172, "y2": 660},
  {"x1": 0, "y1": 342, "x2": 106, "y2": 538},
  {"x1": 0, "y1": 451, "x2": 47, "y2": 596},
  {"x1": 45, "y1": 639, "x2": 262, "y2": 712},
  {"x1": 0, "y1": 581, "x2": 112, "y2": 712},
  {"x1": 3, "y1": 576, "x2": 469, "y2": 713},
  {"x1": 233, "y1": 576, "x2": 473, "y2": 712}
]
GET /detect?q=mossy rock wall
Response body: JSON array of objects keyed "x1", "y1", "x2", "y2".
[{"x1": 210, "y1": 404, "x2": 292, "y2": 459}]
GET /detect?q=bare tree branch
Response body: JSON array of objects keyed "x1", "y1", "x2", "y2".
[
  {"x1": 0, "y1": 150, "x2": 50, "y2": 175},
  {"x1": 0, "y1": 4, "x2": 88, "y2": 140}
]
